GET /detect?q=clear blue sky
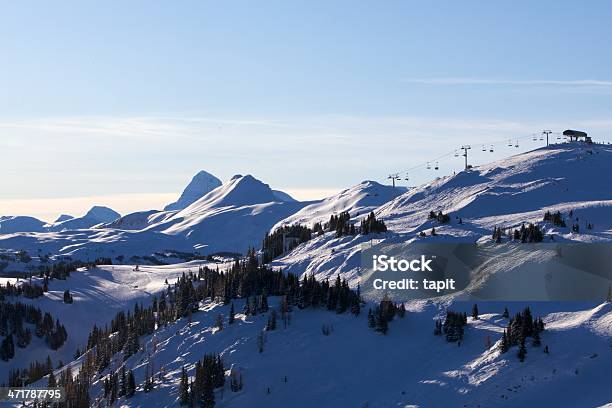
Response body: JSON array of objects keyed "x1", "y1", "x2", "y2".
[{"x1": 2, "y1": 1, "x2": 612, "y2": 220}]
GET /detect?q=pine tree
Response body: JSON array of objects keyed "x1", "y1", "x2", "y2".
[
  {"x1": 367, "y1": 309, "x2": 375, "y2": 328},
  {"x1": 126, "y1": 370, "x2": 136, "y2": 397},
  {"x1": 215, "y1": 314, "x2": 224, "y2": 331},
  {"x1": 63, "y1": 289, "x2": 73, "y2": 304},
  {"x1": 179, "y1": 366, "x2": 189, "y2": 405},
  {"x1": 267, "y1": 309, "x2": 277, "y2": 331},
  {"x1": 472, "y1": 303, "x2": 479, "y2": 320},
  {"x1": 48, "y1": 370, "x2": 56, "y2": 387},
  {"x1": 119, "y1": 365, "x2": 127, "y2": 397},
  {"x1": 518, "y1": 337, "x2": 527, "y2": 362},
  {"x1": 500, "y1": 330, "x2": 509, "y2": 353},
  {"x1": 502, "y1": 307, "x2": 509, "y2": 318},
  {"x1": 229, "y1": 302, "x2": 235, "y2": 324},
  {"x1": 202, "y1": 375, "x2": 215, "y2": 408},
  {"x1": 532, "y1": 329, "x2": 541, "y2": 347},
  {"x1": 257, "y1": 331, "x2": 265, "y2": 353}
]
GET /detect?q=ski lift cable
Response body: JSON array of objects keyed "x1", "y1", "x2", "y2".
[{"x1": 393, "y1": 131, "x2": 553, "y2": 177}]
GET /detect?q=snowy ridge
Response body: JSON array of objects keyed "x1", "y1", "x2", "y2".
[
  {"x1": 46, "y1": 206, "x2": 121, "y2": 231},
  {"x1": 271, "y1": 180, "x2": 402, "y2": 231}
]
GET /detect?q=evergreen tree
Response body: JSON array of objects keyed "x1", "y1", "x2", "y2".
[
  {"x1": 228, "y1": 302, "x2": 235, "y2": 324},
  {"x1": 215, "y1": 314, "x2": 224, "y2": 331},
  {"x1": 532, "y1": 329, "x2": 541, "y2": 347},
  {"x1": 267, "y1": 309, "x2": 277, "y2": 331},
  {"x1": 471, "y1": 303, "x2": 479, "y2": 320},
  {"x1": 126, "y1": 370, "x2": 136, "y2": 397},
  {"x1": 63, "y1": 289, "x2": 73, "y2": 304},
  {"x1": 179, "y1": 366, "x2": 189, "y2": 405},
  {"x1": 120, "y1": 365, "x2": 127, "y2": 397},
  {"x1": 500, "y1": 330, "x2": 509, "y2": 353},
  {"x1": 47, "y1": 370, "x2": 56, "y2": 387},
  {"x1": 518, "y1": 337, "x2": 527, "y2": 362},
  {"x1": 367, "y1": 309, "x2": 375, "y2": 328}
]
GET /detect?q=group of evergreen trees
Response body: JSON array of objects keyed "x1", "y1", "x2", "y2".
[
  {"x1": 434, "y1": 310, "x2": 467, "y2": 342},
  {"x1": 0, "y1": 280, "x2": 45, "y2": 300},
  {"x1": 179, "y1": 354, "x2": 225, "y2": 407},
  {"x1": 428, "y1": 210, "x2": 451, "y2": 224},
  {"x1": 360, "y1": 212, "x2": 387, "y2": 235},
  {"x1": 329, "y1": 211, "x2": 354, "y2": 237},
  {"x1": 367, "y1": 294, "x2": 406, "y2": 335},
  {"x1": 0, "y1": 301, "x2": 67, "y2": 362},
  {"x1": 492, "y1": 224, "x2": 544, "y2": 243},
  {"x1": 499, "y1": 306, "x2": 545, "y2": 361},
  {"x1": 6, "y1": 356, "x2": 54, "y2": 387},
  {"x1": 102, "y1": 365, "x2": 136, "y2": 404},
  {"x1": 543, "y1": 210, "x2": 566, "y2": 227},
  {"x1": 261, "y1": 224, "x2": 313, "y2": 263},
  {"x1": 261, "y1": 212, "x2": 389, "y2": 263}
]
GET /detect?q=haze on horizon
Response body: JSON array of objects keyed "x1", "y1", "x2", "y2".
[{"x1": 2, "y1": 1, "x2": 612, "y2": 221}]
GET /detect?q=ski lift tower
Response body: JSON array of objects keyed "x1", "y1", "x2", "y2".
[
  {"x1": 542, "y1": 130, "x2": 553, "y2": 146},
  {"x1": 388, "y1": 173, "x2": 401, "y2": 188},
  {"x1": 460, "y1": 145, "x2": 471, "y2": 171}
]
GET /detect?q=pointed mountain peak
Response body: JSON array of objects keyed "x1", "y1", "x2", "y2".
[{"x1": 164, "y1": 170, "x2": 222, "y2": 211}]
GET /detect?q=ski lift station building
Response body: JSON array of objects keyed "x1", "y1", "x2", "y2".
[{"x1": 563, "y1": 129, "x2": 592, "y2": 143}]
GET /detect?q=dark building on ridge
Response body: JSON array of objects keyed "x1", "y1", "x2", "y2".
[{"x1": 563, "y1": 129, "x2": 592, "y2": 143}]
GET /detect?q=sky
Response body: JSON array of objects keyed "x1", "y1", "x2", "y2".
[{"x1": 1, "y1": 1, "x2": 612, "y2": 221}]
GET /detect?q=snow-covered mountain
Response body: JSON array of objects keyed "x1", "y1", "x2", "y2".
[
  {"x1": 164, "y1": 170, "x2": 222, "y2": 211},
  {"x1": 377, "y1": 143, "x2": 612, "y2": 239},
  {"x1": 144, "y1": 174, "x2": 307, "y2": 254},
  {"x1": 271, "y1": 180, "x2": 403, "y2": 231},
  {"x1": 0, "y1": 215, "x2": 46, "y2": 233},
  {"x1": 0, "y1": 175, "x2": 306, "y2": 260},
  {"x1": 272, "y1": 143, "x2": 612, "y2": 283},
  {"x1": 54, "y1": 214, "x2": 74, "y2": 223},
  {"x1": 46, "y1": 206, "x2": 121, "y2": 231}
]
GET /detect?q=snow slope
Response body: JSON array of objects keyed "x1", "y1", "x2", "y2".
[
  {"x1": 0, "y1": 215, "x2": 46, "y2": 233},
  {"x1": 0, "y1": 261, "x2": 230, "y2": 376},
  {"x1": 272, "y1": 143, "x2": 612, "y2": 283},
  {"x1": 271, "y1": 180, "x2": 402, "y2": 231},
  {"x1": 31, "y1": 296, "x2": 611, "y2": 408},
  {"x1": 164, "y1": 170, "x2": 222, "y2": 211}
]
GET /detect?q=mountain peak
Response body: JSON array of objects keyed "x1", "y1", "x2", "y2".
[
  {"x1": 84, "y1": 206, "x2": 121, "y2": 223},
  {"x1": 54, "y1": 214, "x2": 74, "y2": 223},
  {"x1": 164, "y1": 170, "x2": 222, "y2": 211}
]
